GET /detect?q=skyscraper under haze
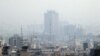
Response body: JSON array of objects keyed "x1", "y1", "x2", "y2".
[{"x1": 44, "y1": 10, "x2": 59, "y2": 40}]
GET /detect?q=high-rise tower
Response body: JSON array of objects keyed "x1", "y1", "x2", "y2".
[{"x1": 44, "y1": 10, "x2": 59, "y2": 41}]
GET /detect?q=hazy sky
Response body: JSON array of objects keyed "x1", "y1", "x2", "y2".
[{"x1": 0, "y1": 0, "x2": 100, "y2": 36}]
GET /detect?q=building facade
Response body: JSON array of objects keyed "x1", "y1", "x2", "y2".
[{"x1": 9, "y1": 34, "x2": 23, "y2": 49}]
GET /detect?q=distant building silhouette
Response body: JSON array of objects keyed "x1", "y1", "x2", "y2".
[{"x1": 44, "y1": 10, "x2": 59, "y2": 43}]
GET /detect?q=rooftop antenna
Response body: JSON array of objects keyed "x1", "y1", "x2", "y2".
[
  {"x1": 20, "y1": 25, "x2": 24, "y2": 46},
  {"x1": 21, "y1": 25, "x2": 23, "y2": 39}
]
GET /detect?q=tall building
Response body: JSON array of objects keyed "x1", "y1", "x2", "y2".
[
  {"x1": 44, "y1": 10, "x2": 59, "y2": 40},
  {"x1": 44, "y1": 10, "x2": 59, "y2": 44}
]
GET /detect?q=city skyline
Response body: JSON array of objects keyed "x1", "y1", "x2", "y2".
[
  {"x1": 0, "y1": 10, "x2": 98, "y2": 37},
  {"x1": 0, "y1": 0, "x2": 100, "y2": 35},
  {"x1": 0, "y1": 0, "x2": 100, "y2": 56}
]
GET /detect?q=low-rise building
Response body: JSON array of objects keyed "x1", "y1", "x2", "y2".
[{"x1": 9, "y1": 34, "x2": 23, "y2": 49}]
